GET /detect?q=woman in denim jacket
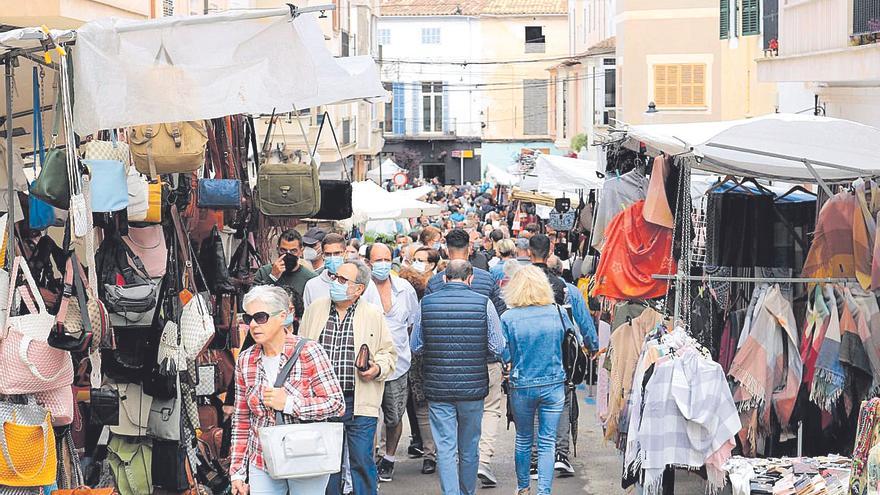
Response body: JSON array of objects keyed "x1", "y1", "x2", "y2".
[{"x1": 501, "y1": 265, "x2": 573, "y2": 495}]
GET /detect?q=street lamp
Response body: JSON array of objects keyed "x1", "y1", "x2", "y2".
[{"x1": 645, "y1": 101, "x2": 658, "y2": 114}]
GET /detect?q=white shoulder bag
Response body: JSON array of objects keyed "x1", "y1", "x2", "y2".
[{"x1": 257, "y1": 339, "x2": 344, "y2": 480}]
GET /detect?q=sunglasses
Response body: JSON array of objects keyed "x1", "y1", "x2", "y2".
[{"x1": 242, "y1": 310, "x2": 283, "y2": 325}]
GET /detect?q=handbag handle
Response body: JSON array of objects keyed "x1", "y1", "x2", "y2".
[
  {"x1": 5, "y1": 256, "x2": 49, "y2": 320},
  {"x1": 32, "y1": 67, "x2": 45, "y2": 170},
  {"x1": 273, "y1": 338, "x2": 310, "y2": 425},
  {"x1": 55, "y1": 253, "x2": 93, "y2": 338},
  {"x1": 170, "y1": 205, "x2": 197, "y2": 294},
  {"x1": 0, "y1": 412, "x2": 52, "y2": 481},
  {"x1": 312, "y1": 111, "x2": 351, "y2": 182},
  {"x1": 18, "y1": 333, "x2": 71, "y2": 382}
]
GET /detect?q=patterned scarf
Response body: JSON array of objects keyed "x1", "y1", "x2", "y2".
[
  {"x1": 803, "y1": 193, "x2": 857, "y2": 280},
  {"x1": 810, "y1": 287, "x2": 846, "y2": 412}
]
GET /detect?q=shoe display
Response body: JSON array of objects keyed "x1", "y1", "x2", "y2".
[
  {"x1": 529, "y1": 463, "x2": 538, "y2": 480},
  {"x1": 554, "y1": 453, "x2": 575, "y2": 477},
  {"x1": 422, "y1": 458, "x2": 437, "y2": 475},
  {"x1": 477, "y1": 464, "x2": 498, "y2": 487},
  {"x1": 407, "y1": 444, "x2": 425, "y2": 459},
  {"x1": 377, "y1": 458, "x2": 395, "y2": 483}
]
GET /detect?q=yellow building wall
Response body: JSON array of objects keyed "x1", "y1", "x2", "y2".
[
  {"x1": 480, "y1": 14, "x2": 569, "y2": 140},
  {"x1": 719, "y1": 35, "x2": 777, "y2": 119}
]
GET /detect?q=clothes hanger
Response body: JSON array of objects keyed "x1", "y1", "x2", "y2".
[{"x1": 776, "y1": 185, "x2": 817, "y2": 201}]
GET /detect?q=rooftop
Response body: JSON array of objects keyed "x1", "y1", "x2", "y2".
[{"x1": 380, "y1": 0, "x2": 567, "y2": 17}]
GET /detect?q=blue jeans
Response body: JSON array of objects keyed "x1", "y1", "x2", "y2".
[
  {"x1": 510, "y1": 383, "x2": 565, "y2": 495},
  {"x1": 428, "y1": 400, "x2": 484, "y2": 495},
  {"x1": 326, "y1": 395, "x2": 378, "y2": 495},
  {"x1": 249, "y1": 464, "x2": 330, "y2": 495}
]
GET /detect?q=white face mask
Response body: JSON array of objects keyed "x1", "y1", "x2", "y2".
[
  {"x1": 303, "y1": 247, "x2": 319, "y2": 262},
  {"x1": 412, "y1": 261, "x2": 427, "y2": 273}
]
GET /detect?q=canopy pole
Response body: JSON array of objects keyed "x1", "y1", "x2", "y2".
[
  {"x1": 116, "y1": 4, "x2": 336, "y2": 33},
  {"x1": 802, "y1": 159, "x2": 834, "y2": 197},
  {"x1": 653, "y1": 274, "x2": 855, "y2": 284},
  {"x1": 4, "y1": 55, "x2": 15, "y2": 268},
  {"x1": 704, "y1": 142, "x2": 867, "y2": 176}
]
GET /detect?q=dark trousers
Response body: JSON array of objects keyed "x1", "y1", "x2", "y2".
[{"x1": 326, "y1": 395, "x2": 378, "y2": 495}]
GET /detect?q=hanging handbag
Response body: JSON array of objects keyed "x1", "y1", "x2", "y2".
[
  {"x1": 33, "y1": 385, "x2": 74, "y2": 426},
  {"x1": 126, "y1": 169, "x2": 149, "y2": 222},
  {"x1": 52, "y1": 487, "x2": 115, "y2": 495},
  {"x1": 0, "y1": 399, "x2": 57, "y2": 487},
  {"x1": 81, "y1": 130, "x2": 131, "y2": 172},
  {"x1": 129, "y1": 121, "x2": 208, "y2": 178},
  {"x1": 88, "y1": 386, "x2": 120, "y2": 427},
  {"x1": 30, "y1": 148, "x2": 71, "y2": 210},
  {"x1": 123, "y1": 225, "x2": 168, "y2": 278},
  {"x1": 312, "y1": 112, "x2": 353, "y2": 220},
  {"x1": 107, "y1": 435, "x2": 152, "y2": 495},
  {"x1": 0, "y1": 257, "x2": 74, "y2": 395},
  {"x1": 171, "y1": 207, "x2": 216, "y2": 359},
  {"x1": 196, "y1": 349, "x2": 235, "y2": 396},
  {"x1": 107, "y1": 381, "x2": 152, "y2": 437},
  {"x1": 197, "y1": 120, "x2": 242, "y2": 210},
  {"x1": 102, "y1": 330, "x2": 150, "y2": 384},
  {"x1": 29, "y1": 67, "x2": 55, "y2": 231},
  {"x1": 151, "y1": 440, "x2": 191, "y2": 492},
  {"x1": 157, "y1": 321, "x2": 186, "y2": 376},
  {"x1": 198, "y1": 227, "x2": 233, "y2": 294},
  {"x1": 147, "y1": 376, "x2": 180, "y2": 442},
  {"x1": 258, "y1": 339, "x2": 344, "y2": 480},
  {"x1": 255, "y1": 109, "x2": 320, "y2": 217},
  {"x1": 84, "y1": 160, "x2": 128, "y2": 213},
  {"x1": 49, "y1": 253, "x2": 97, "y2": 353}
]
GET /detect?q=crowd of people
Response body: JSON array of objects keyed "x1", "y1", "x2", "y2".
[{"x1": 229, "y1": 183, "x2": 599, "y2": 495}]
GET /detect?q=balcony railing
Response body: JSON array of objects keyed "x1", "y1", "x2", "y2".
[
  {"x1": 853, "y1": 0, "x2": 880, "y2": 36},
  {"x1": 383, "y1": 118, "x2": 458, "y2": 137}
]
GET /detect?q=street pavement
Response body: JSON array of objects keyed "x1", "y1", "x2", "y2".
[{"x1": 377, "y1": 389, "x2": 707, "y2": 495}]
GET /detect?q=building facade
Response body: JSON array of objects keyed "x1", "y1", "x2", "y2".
[{"x1": 756, "y1": 0, "x2": 880, "y2": 127}]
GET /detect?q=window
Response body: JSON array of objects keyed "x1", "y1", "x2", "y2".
[
  {"x1": 525, "y1": 26, "x2": 546, "y2": 53},
  {"x1": 523, "y1": 79, "x2": 549, "y2": 135},
  {"x1": 421, "y1": 28, "x2": 440, "y2": 44},
  {"x1": 392, "y1": 82, "x2": 405, "y2": 134},
  {"x1": 853, "y1": 0, "x2": 880, "y2": 35},
  {"x1": 341, "y1": 31, "x2": 350, "y2": 57},
  {"x1": 342, "y1": 119, "x2": 351, "y2": 144},
  {"x1": 653, "y1": 64, "x2": 706, "y2": 108},
  {"x1": 422, "y1": 82, "x2": 443, "y2": 132},
  {"x1": 162, "y1": 0, "x2": 174, "y2": 16},
  {"x1": 378, "y1": 29, "x2": 391, "y2": 45},
  {"x1": 763, "y1": 0, "x2": 779, "y2": 49},
  {"x1": 604, "y1": 68, "x2": 616, "y2": 108},
  {"x1": 383, "y1": 82, "x2": 393, "y2": 133},
  {"x1": 720, "y1": 0, "x2": 730, "y2": 39},
  {"x1": 741, "y1": 0, "x2": 760, "y2": 35}
]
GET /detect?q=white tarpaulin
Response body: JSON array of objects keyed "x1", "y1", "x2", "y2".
[
  {"x1": 351, "y1": 181, "x2": 440, "y2": 223},
  {"x1": 72, "y1": 9, "x2": 386, "y2": 134},
  {"x1": 520, "y1": 154, "x2": 604, "y2": 195},
  {"x1": 626, "y1": 113, "x2": 880, "y2": 182},
  {"x1": 485, "y1": 163, "x2": 521, "y2": 187},
  {"x1": 394, "y1": 185, "x2": 434, "y2": 201},
  {"x1": 366, "y1": 158, "x2": 404, "y2": 183},
  {"x1": 0, "y1": 27, "x2": 74, "y2": 56}
]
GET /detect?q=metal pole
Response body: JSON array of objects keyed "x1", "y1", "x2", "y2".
[
  {"x1": 652, "y1": 274, "x2": 855, "y2": 284},
  {"x1": 4, "y1": 56, "x2": 15, "y2": 268},
  {"x1": 704, "y1": 141, "x2": 868, "y2": 176},
  {"x1": 116, "y1": 4, "x2": 336, "y2": 33},
  {"x1": 460, "y1": 155, "x2": 464, "y2": 185}
]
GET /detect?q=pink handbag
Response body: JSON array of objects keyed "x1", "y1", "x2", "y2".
[
  {"x1": 0, "y1": 257, "x2": 74, "y2": 395},
  {"x1": 34, "y1": 386, "x2": 74, "y2": 426},
  {"x1": 123, "y1": 225, "x2": 168, "y2": 278}
]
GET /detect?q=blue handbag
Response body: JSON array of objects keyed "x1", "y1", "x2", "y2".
[
  {"x1": 197, "y1": 178, "x2": 241, "y2": 209},
  {"x1": 84, "y1": 159, "x2": 128, "y2": 212},
  {"x1": 28, "y1": 67, "x2": 55, "y2": 231}
]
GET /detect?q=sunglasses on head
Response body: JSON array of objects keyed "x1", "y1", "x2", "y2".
[{"x1": 242, "y1": 310, "x2": 283, "y2": 325}]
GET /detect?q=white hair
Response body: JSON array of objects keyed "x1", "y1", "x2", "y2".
[
  {"x1": 503, "y1": 259, "x2": 524, "y2": 280},
  {"x1": 242, "y1": 285, "x2": 291, "y2": 314}
]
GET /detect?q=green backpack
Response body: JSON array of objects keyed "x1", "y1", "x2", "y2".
[
  {"x1": 107, "y1": 434, "x2": 152, "y2": 495},
  {"x1": 256, "y1": 157, "x2": 321, "y2": 217}
]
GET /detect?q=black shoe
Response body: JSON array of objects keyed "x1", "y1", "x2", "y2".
[
  {"x1": 422, "y1": 458, "x2": 437, "y2": 475},
  {"x1": 554, "y1": 453, "x2": 575, "y2": 478},
  {"x1": 529, "y1": 463, "x2": 538, "y2": 480},
  {"x1": 408, "y1": 443, "x2": 425, "y2": 459},
  {"x1": 377, "y1": 458, "x2": 394, "y2": 482}
]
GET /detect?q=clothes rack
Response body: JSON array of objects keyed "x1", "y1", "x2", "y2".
[{"x1": 652, "y1": 274, "x2": 856, "y2": 284}]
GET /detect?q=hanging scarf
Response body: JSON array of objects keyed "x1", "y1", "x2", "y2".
[
  {"x1": 593, "y1": 201, "x2": 676, "y2": 300},
  {"x1": 800, "y1": 285, "x2": 829, "y2": 387},
  {"x1": 852, "y1": 398, "x2": 880, "y2": 495},
  {"x1": 854, "y1": 183, "x2": 873, "y2": 290},
  {"x1": 840, "y1": 287, "x2": 874, "y2": 381},
  {"x1": 810, "y1": 286, "x2": 846, "y2": 412},
  {"x1": 803, "y1": 192, "x2": 857, "y2": 280},
  {"x1": 852, "y1": 290, "x2": 880, "y2": 388},
  {"x1": 643, "y1": 155, "x2": 674, "y2": 228}
]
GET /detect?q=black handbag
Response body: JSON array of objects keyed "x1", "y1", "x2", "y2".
[
  {"x1": 89, "y1": 386, "x2": 120, "y2": 426},
  {"x1": 152, "y1": 440, "x2": 193, "y2": 492},
  {"x1": 199, "y1": 226, "x2": 234, "y2": 294},
  {"x1": 311, "y1": 112, "x2": 353, "y2": 220},
  {"x1": 102, "y1": 328, "x2": 152, "y2": 383}
]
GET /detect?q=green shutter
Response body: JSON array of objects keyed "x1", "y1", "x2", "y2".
[
  {"x1": 720, "y1": 0, "x2": 730, "y2": 39},
  {"x1": 742, "y1": 0, "x2": 760, "y2": 35}
]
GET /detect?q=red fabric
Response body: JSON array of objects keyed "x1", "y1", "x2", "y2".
[{"x1": 593, "y1": 200, "x2": 676, "y2": 300}]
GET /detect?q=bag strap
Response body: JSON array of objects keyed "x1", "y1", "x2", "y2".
[
  {"x1": 170, "y1": 205, "x2": 196, "y2": 293},
  {"x1": 312, "y1": 111, "x2": 351, "y2": 181},
  {"x1": 32, "y1": 67, "x2": 45, "y2": 170},
  {"x1": 291, "y1": 104, "x2": 319, "y2": 171},
  {"x1": 273, "y1": 338, "x2": 310, "y2": 424},
  {"x1": 6, "y1": 256, "x2": 48, "y2": 317},
  {"x1": 56, "y1": 253, "x2": 92, "y2": 337}
]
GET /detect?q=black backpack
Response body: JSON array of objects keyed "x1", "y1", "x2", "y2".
[{"x1": 556, "y1": 304, "x2": 589, "y2": 386}]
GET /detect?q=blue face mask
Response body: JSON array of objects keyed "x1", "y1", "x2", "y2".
[
  {"x1": 329, "y1": 280, "x2": 350, "y2": 302},
  {"x1": 372, "y1": 261, "x2": 392, "y2": 281},
  {"x1": 325, "y1": 255, "x2": 344, "y2": 274},
  {"x1": 282, "y1": 313, "x2": 294, "y2": 327}
]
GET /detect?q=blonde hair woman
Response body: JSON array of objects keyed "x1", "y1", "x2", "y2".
[{"x1": 500, "y1": 266, "x2": 572, "y2": 495}]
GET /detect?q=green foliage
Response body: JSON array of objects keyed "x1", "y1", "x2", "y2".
[{"x1": 571, "y1": 133, "x2": 588, "y2": 153}]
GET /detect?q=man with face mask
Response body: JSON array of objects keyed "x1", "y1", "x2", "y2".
[
  {"x1": 303, "y1": 233, "x2": 349, "y2": 307},
  {"x1": 299, "y1": 260, "x2": 398, "y2": 495},
  {"x1": 362, "y1": 243, "x2": 420, "y2": 483},
  {"x1": 254, "y1": 229, "x2": 317, "y2": 318},
  {"x1": 302, "y1": 227, "x2": 327, "y2": 273}
]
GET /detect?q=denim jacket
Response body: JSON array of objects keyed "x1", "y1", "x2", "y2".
[{"x1": 501, "y1": 304, "x2": 571, "y2": 389}]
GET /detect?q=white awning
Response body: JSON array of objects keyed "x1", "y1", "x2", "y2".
[
  {"x1": 71, "y1": 9, "x2": 387, "y2": 134},
  {"x1": 625, "y1": 113, "x2": 880, "y2": 182},
  {"x1": 350, "y1": 181, "x2": 440, "y2": 223},
  {"x1": 366, "y1": 158, "x2": 404, "y2": 183},
  {"x1": 520, "y1": 154, "x2": 604, "y2": 195}
]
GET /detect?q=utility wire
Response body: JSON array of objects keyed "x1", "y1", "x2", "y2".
[{"x1": 378, "y1": 54, "x2": 580, "y2": 65}]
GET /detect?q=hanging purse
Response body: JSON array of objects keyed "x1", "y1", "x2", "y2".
[
  {"x1": 157, "y1": 320, "x2": 186, "y2": 376},
  {"x1": 81, "y1": 130, "x2": 131, "y2": 172},
  {"x1": 197, "y1": 120, "x2": 242, "y2": 210},
  {"x1": 48, "y1": 253, "x2": 95, "y2": 353},
  {"x1": 102, "y1": 330, "x2": 150, "y2": 384},
  {"x1": 258, "y1": 339, "x2": 344, "y2": 480},
  {"x1": 147, "y1": 375, "x2": 181, "y2": 442},
  {"x1": 107, "y1": 381, "x2": 152, "y2": 437},
  {"x1": 84, "y1": 159, "x2": 128, "y2": 212},
  {"x1": 126, "y1": 169, "x2": 149, "y2": 221},
  {"x1": 33, "y1": 385, "x2": 74, "y2": 426},
  {"x1": 0, "y1": 399, "x2": 57, "y2": 487},
  {"x1": 123, "y1": 225, "x2": 168, "y2": 278},
  {"x1": 255, "y1": 108, "x2": 320, "y2": 217},
  {"x1": 312, "y1": 112, "x2": 353, "y2": 220},
  {"x1": 151, "y1": 440, "x2": 192, "y2": 492},
  {"x1": 106, "y1": 435, "x2": 152, "y2": 495},
  {"x1": 198, "y1": 227, "x2": 233, "y2": 294},
  {"x1": 129, "y1": 121, "x2": 208, "y2": 178},
  {"x1": 28, "y1": 67, "x2": 55, "y2": 231},
  {"x1": 171, "y1": 207, "x2": 216, "y2": 359},
  {"x1": 88, "y1": 386, "x2": 120, "y2": 427}
]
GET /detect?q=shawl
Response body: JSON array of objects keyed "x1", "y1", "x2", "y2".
[
  {"x1": 643, "y1": 155, "x2": 674, "y2": 228},
  {"x1": 605, "y1": 307, "x2": 664, "y2": 441},
  {"x1": 853, "y1": 290, "x2": 880, "y2": 386},
  {"x1": 803, "y1": 192, "x2": 857, "y2": 280},
  {"x1": 626, "y1": 351, "x2": 740, "y2": 495},
  {"x1": 873, "y1": 210, "x2": 880, "y2": 291},
  {"x1": 855, "y1": 183, "x2": 876, "y2": 290},
  {"x1": 810, "y1": 286, "x2": 845, "y2": 411},
  {"x1": 852, "y1": 398, "x2": 880, "y2": 495},
  {"x1": 728, "y1": 285, "x2": 802, "y2": 446},
  {"x1": 593, "y1": 201, "x2": 676, "y2": 301},
  {"x1": 591, "y1": 169, "x2": 648, "y2": 251},
  {"x1": 801, "y1": 285, "x2": 830, "y2": 386},
  {"x1": 840, "y1": 287, "x2": 873, "y2": 380}
]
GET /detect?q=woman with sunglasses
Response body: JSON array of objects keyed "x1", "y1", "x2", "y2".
[{"x1": 230, "y1": 285, "x2": 345, "y2": 495}]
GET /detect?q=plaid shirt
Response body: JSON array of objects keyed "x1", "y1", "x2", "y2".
[
  {"x1": 229, "y1": 335, "x2": 345, "y2": 481},
  {"x1": 319, "y1": 300, "x2": 358, "y2": 393}
]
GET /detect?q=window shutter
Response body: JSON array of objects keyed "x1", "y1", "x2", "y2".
[
  {"x1": 654, "y1": 64, "x2": 706, "y2": 108},
  {"x1": 442, "y1": 85, "x2": 450, "y2": 134},
  {"x1": 392, "y1": 82, "x2": 405, "y2": 134},
  {"x1": 742, "y1": 0, "x2": 760, "y2": 35},
  {"x1": 720, "y1": 0, "x2": 730, "y2": 39},
  {"x1": 692, "y1": 64, "x2": 706, "y2": 106},
  {"x1": 654, "y1": 65, "x2": 668, "y2": 107},
  {"x1": 411, "y1": 82, "x2": 421, "y2": 134}
]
